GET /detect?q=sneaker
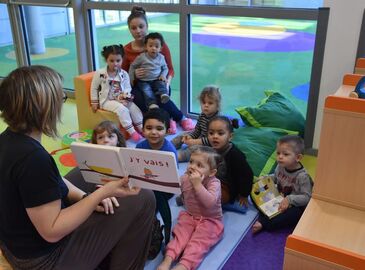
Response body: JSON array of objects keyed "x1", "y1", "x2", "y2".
[
  {"x1": 222, "y1": 200, "x2": 248, "y2": 214},
  {"x1": 180, "y1": 118, "x2": 195, "y2": 131},
  {"x1": 160, "y1": 94, "x2": 170, "y2": 104},
  {"x1": 167, "y1": 119, "x2": 177, "y2": 134},
  {"x1": 175, "y1": 195, "x2": 184, "y2": 206},
  {"x1": 147, "y1": 217, "x2": 164, "y2": 260},
  {"x1": 130, "y1": 131, "x2": 142, "y2": 142},
  {"x1": 149, "y1": 104, "x2": 159, "y2": 109}
]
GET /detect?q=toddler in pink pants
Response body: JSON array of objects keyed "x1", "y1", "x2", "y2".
[{"x1": 158, "y1": 145, "x2": 224, "y2": 270}]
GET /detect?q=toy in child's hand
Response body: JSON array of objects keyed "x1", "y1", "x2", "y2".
[
  {"x1": 350, "y1": 76, "x2": 365, "y2": 99},
  {"x1": 117, "y1": 92, "x2": 134, "y2": 102}
]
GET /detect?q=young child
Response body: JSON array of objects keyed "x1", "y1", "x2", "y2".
[
  {"x1": 136, "y1": 108, "x2": 177, "y2": 246},
  {"x1": 91, "y1": 120, "x2": 126, "y2": 147},
  {"x1": 157, "y1": 145, "x2": 224, "y2": 270},
  {"x1": 252, "y1": 135, "x2": 313, "y2": 233},
  {"x1": 208, "y1": 116, "x2": 254, "y2": 213},
  {"x1": 90, "y1": 44, "x2": 143, "y2": 142},
  {"x1": 129, "y1": 32, "x2": 170, "y2": 109},
  {"x1": 172, "y1": 85, "x2": 221, "y2": 162}
]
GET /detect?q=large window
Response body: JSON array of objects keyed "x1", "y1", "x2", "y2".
[
  {"x1": 0, "y1": 4, "x2": 17, "y2": 77},
  {"x1": 0, "y1": 3, "x2": 77, "y2": 89},
  {"x1": 190, "y1": 15, "x2": 317, "y2": 117},
  {"x1": 23, "y1": 6, "x2": 77, "y2": 89},
  {"x1": 190, "y1": 0, "x2": 323, "y2": 8},
  {"x1": 2, "y1": 0, "x2": 326, "y2": 146},
  {"x1": 91, "y1": 10, "x2": 181, "y2": 102}
]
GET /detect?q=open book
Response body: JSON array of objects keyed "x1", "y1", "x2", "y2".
[
  {"x1": 70, "y1": 142, "x2": 181, "y2": 194},
  {"x1": 251, "y1": 176, "x2": 284, "y2": 219}
]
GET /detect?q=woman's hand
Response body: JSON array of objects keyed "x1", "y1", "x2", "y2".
[
  {"x1": 135, "y1": 68, "x2": 147, "y2": 79},
  {"x1": 278, "y1": 197, "x2": 290, "y2": 212},
  {"x1": 96, "y1": 197, "x2": 119, "y2": 215},
  {"x1": 103, "y1": 176, "x2": 141, "y2": 198},
  {"x1": 91, "y1": 104, "x2": 98, "y2": 113}
]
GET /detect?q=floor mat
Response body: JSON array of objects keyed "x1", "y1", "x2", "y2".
[
  {"x1": 222, "y1": 227, "x2": 293, "y2": 270},
  {"x1": 144, "y1": 195, "x2": 258, "y2": 270}
]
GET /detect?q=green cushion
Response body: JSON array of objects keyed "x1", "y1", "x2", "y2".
[
  {"x1": 235, "y1": 90, "x2": 305, "y2": 136},
  {"x1": 232, "y1": 126, "x2": 298, "y2": 178}
]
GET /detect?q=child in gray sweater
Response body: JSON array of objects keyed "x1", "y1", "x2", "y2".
[
  {"x1": 129, "y1": 32, "x2": 170, "y2": 109},
  {"x1": 252, "y1": 135, "x2": 313, "y2": 233}
]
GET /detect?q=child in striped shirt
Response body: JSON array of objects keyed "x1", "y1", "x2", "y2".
[{"x1": 172, "y1": 85, "x2": 221, "y2": 162}]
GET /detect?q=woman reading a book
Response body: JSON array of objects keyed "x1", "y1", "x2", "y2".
[{"x1": 0, "y1": 66, "x2": 155, "y2": 270}]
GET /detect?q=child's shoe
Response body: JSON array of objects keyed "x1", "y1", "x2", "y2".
[
  {"x1": 167, "y1": 119, "x2": 177, "y2": 134},
  {"x1": 160, "y1": 94, "x2": 170, "y2": 104},
  {"x1": 130, "y1": 131, "x2": 142, "y2": 142},
  {"x1": 180, "y1": 118, "x2": 195, "y2": 131},
  {"x1": 222, "y1": 200, "x2": 248, "y2": 214},
  {"x1": 149, "y1": 104, "x2": 159, "y2": 109},
  {"x1": 175, "y1": 195, "x2": 184, "y2": 206}
]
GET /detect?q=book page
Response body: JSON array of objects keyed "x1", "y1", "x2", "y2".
[
  {"x1": 120, "y1": 148, "x2": 181, "y2": 194},
  {"x1": 71, "y1": 142, "x2": 181, "y2": 194},
  {"x1": 251, "y1": 176, "x2": 283, "y2": 218},
  {"x1": 71, "y1": 142, "x2": 126, "y2": 185}
]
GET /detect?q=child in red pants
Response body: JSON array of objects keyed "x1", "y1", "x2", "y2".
[{"x1": 157, "y1": 145, "x2": 224, "y2": 270}]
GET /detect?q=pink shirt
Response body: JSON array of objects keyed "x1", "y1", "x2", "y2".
[{"x1": 180, "y1": 174, "x2": 222, "y2": 219}]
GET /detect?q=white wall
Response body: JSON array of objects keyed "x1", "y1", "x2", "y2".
[{"x1": 313, "y1": 0, "x2": 365, "y2": 148}]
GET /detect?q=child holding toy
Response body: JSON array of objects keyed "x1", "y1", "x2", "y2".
[
  {"x1": 90, "y1": 44, "x2": 143, "y2": 142},
  {"x1": 252, "y1": 135, "x2": 313, "y2": 233},
  {"x1": 157, "y1": 145, "x2": 224, "y2": 270},
  {"x1": 208, "y1": 116, "x2": 253, "y2": 213},
  {"x1": 129, "y1": 32, "x2": 170, "y2": 109},
  {"x1": 136, "y1": 108, "x2": 177, "y2": 251},
  {"x1": 172, "y1": 85, "x2": 221, "y2": 162}
]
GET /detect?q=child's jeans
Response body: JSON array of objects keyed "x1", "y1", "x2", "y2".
[
  {"x1": 137, "y1": 79, "x2": 168, "y2": 107},
  {"x1": 222, "y1": 200, "x2": 248, "y2": 214}
]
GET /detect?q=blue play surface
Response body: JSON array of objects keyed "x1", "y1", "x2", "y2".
[
  {"x1": 126, "y1": 129, "x2": 259, "y2": 270},
  {"x1": 144, "y1": 196, "x2": 258, "y2": 270}
]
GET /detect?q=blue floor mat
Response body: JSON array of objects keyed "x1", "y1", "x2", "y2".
[
  {"x1": 127, "y1": 128, "x2": 258, "y2": 270},
  {"x1": 144, "y1": 164, "x2": 258, "y2": 270}
]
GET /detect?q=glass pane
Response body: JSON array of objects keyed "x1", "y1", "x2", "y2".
[
  {"x1": 0, "y1": 4, "x2": 18, "y2": 77},
  {"x1": 23, "y1": 6, "x2": 77, "y2": 89},
  {"x1": 190, "y1": 15, "x2": 317, "y2": 118},
  {"x1": 92, "y1": 10, "x2": 180, "y2": 103},
  {"x1": 91, "y1": 0, "x2": 179, "y2": 4},
  {"x1": 10, "y1": 0, "x2": 69, "y2": 5},
  {"x1": 190, "y1": 0, "x2": 323, "y2": 8}
]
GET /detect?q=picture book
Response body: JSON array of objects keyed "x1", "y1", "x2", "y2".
[
  {"x1": 70, "y1": 142, "x2": 181, "y2": 194},
  {"x1": 251, "y1": 176, "x2": 284, "y2": 218}
]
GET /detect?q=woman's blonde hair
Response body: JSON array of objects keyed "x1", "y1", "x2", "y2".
[
  {"x1": 0, "y1": 65, "x2": 64, "y2": 138},
  {"x1": 199, "y1": 85, "x2": 222, "y2": 112}
]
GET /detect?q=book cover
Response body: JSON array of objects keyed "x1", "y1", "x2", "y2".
[
  {"x1": 251, "y1": 176, "x2": 283, "y2": 218},
  {"x1": 70, "y1": 142, "x2": 181, "y2": 194}
]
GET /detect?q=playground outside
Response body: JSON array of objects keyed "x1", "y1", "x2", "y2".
[{"x1": 0, "y1": 14, "x2": 316, "y2": 118}]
